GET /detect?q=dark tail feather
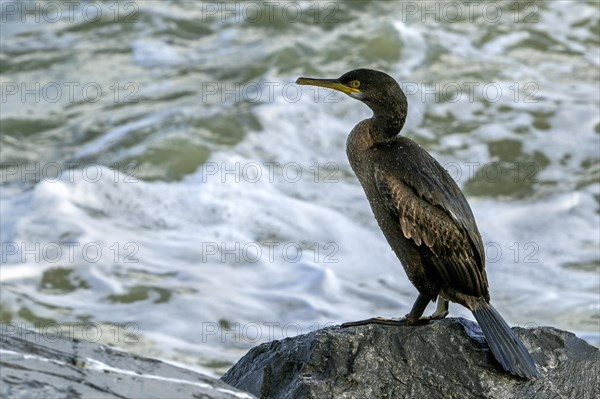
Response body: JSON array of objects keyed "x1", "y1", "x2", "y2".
[{"x1": 472, "y1": 302, "x2": 540, "y2": 379}]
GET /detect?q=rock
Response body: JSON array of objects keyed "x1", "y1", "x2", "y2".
[
  {"x1": 222, "y1": 318, "x2": 599, "y2": 399},
  {"x1": 0, "y1": 325, "x2": 255, "y2": 399}
]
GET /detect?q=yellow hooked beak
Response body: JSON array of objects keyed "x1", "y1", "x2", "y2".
[{"x1": 296, "y1": 77, "x2": 360, "y2": 95}]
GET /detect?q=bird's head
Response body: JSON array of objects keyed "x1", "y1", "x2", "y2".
[{"x1": 296, "y1": 68, "x2": 405, "y2": 113}]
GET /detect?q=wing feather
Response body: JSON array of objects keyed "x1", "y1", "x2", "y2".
[{"x1": 374, "y1": 167, "x2": 488, "y2": 298}]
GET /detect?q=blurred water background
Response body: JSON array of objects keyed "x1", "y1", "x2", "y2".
[{"x1": 1, "y1": 0, "x2": 598, "y2": 376}]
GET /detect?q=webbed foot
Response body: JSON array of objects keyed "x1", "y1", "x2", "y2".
[
  {"x1": 430, "y1": 298, "x2": 449, "y2": 320},
  {"x1": 341, "y1": 314, "x2": 429, "y2": 328}
]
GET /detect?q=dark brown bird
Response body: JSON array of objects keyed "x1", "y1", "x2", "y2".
[{"x1": 296, "y1": 69, "x2": 539, "y2": 379}]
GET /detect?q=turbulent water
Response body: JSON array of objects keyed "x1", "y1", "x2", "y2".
[{"x1": 1, "y1": 0, "x2": 598, "y2": 376}]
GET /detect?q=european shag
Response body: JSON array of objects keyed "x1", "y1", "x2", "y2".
[{"x1": 296, "y1": 69, "x2": 539, "y2": 379}]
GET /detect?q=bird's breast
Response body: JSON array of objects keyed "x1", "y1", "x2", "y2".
[{"x1": 346, "y1": 121, "x2": 375, "y2": 177}]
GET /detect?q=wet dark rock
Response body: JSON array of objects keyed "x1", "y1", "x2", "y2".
[
  {"x1": 0, "y1": 325, "x2": 255, "y2": 399},
  {"x1": 222, "y1": 318, "x2": 599, "y2": 399}
]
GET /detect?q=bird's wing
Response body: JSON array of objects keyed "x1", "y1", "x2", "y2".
[
  {"x1": 412, "y1": 159, "x2": 486, "y2": 271},
  {"x1": 374, "y1": 167, "x2": 488, "y2": 298}
]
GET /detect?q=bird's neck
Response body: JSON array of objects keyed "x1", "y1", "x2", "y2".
[
  {"x1": 368, "y1": 106, "x2": 407, "y2": 144},
  {"x1": 359, "y1": 86, "x2": 408, "y2": 144},
  {"x1": 369, "y1": 112, "x2": 406, "y2": 143},
  {"x1": 347, "y1": 92, "x2": 409, "y2": 167},
  {"x1": 346, "y1": 105, "x2": 407, "y2": 167}
]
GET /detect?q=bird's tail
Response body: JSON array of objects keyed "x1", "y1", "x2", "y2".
[{"x1": 471, "y1": 302, "x2": 539, "y2": 379}]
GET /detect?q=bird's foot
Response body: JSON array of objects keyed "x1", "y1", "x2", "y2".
[
  {"x1": 429, "y1": 309, "x2": 449, "y2": 320},
  {"x1": 341, "y1": 317, "x2": 408, "y2": 328},
  {"x1": 341, "y1": 314, "x2": 430, "y2": 328},
  {"x1": 429, "y1": 298, "x2": 449, "y2": 320}
]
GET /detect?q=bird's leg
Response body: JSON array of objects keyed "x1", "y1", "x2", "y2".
[
  {"x1": 341, "y1": 294, "x2": 432, "y2": 328},
  {"x1": 403, "y1": 293, "x2": 432, "y2": 325},
  {"x1": 430, "y1": 298, "x2": 449, "y2": 320}
]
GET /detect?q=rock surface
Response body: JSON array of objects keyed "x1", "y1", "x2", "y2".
[
  {"x1": 222, "y1": 318, "x2": 599, "y2": 399},
  {"x1": 0, "y1": 325, "x2": 255, "y2": 399}
]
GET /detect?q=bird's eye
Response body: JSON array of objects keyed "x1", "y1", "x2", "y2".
[{"x1": 349, "y1": 80, "x2": 360, "y2": 88}]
